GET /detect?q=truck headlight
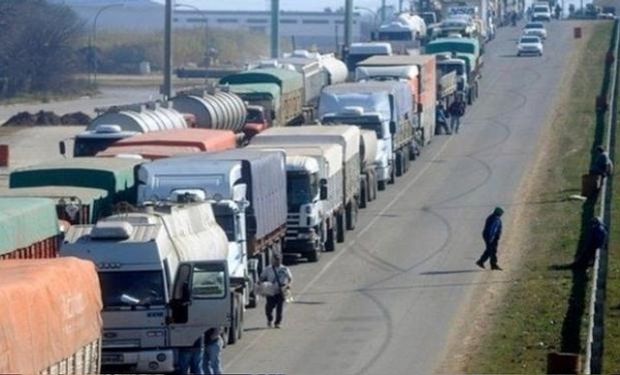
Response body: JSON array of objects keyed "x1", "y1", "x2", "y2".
[{"x1": 156, "y1": 353, "x2": 167, "y2": 362}]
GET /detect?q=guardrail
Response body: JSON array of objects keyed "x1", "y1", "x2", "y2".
[{"x1": 585, "y1": 18, "x2": 620, "y2": 374}]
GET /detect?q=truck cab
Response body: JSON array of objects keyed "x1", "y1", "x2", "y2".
[
  {"x1": 60, "y1": 203, "x2": 232, "y2": 373},
  {"x1": 345, "y1": 43, "x2": 393, "y2": 73},
  {"x1": 70, "y1": 125, "x2": 138, "y2": 157},
  {"x1": 436, "y1": 55, "x2": 469, "y2": 96}
]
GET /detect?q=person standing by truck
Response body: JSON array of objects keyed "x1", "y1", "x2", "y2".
[
  {"x1": 475, "y1": 207, "x2": 504, "y2": 270},
  {"x1": 448, "y1": 96, "x2": 466, "y2": 134},
  {"x1": 436, "y1": 102, "x2": 451, "y2": 135},
  {"x1": 177, "y1": 336, "x2": 205, "y2": 375},
  {"x1": 260, "y1": 255, "x2": 293, "y2": 328},
  {"x1": 203, "y1": 327, "x2": 223, "y2": 374}
]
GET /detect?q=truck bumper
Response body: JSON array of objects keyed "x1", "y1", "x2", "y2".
[
  {"x1": 284, "y1": 232, "x2": 321, "y2": 253},
  {"x1": 101, "y1": 349, "x2": 175, "y2": 373}
]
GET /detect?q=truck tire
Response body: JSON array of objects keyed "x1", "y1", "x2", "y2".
[
  {"x1": 228, "y1": 294, "x2": 239, "y2": 345},
  {"x1": 307, "y1": 247, "x2": 320, "y2": 262},
  {"x1": 378, "y1": 180, "x2": 387, "y2": 191},
  {"x1": 346, "y1": 200, "x2": 358, "y2": 230},
  {"x1": 388, "y1": 161, "x2": 396, "y2": 185},
  {"x1": 359, "y1": 174, "x2": 368, "y2": 209},
  {"x1": 325, "y1": 217, "x2": 337, "y2": 252},
  {"x1": 336, "y1": 211, "x2": 346, "y2": 243},
  {"x1": 395, "y1": 151, "x2": 404, "y2": 177},
  {"x1": 468, "y1": 89, "x2": 473, "y2": 105}
]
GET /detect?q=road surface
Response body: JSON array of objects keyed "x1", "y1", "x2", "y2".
[{"x1": 222, "y1": 21, "x2": 576, "y2": 375}]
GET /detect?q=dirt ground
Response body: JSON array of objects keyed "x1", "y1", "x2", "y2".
[{"x1": 435, "y1": 21, "x2": 593, "y2": 373}]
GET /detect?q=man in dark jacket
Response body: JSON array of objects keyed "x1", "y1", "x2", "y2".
[
  {"x1": 592, "y1": 145, "x2": 614, "y2": 178},
  {"x1": 476, "y1": 207, "x2": 504, "y2": 270},
  {"x1": 573, "y1": 217, "x2": 608, "y2": 269},
  {"x1": 448, "y1": 96, "x2": 466, "y2": 134}
]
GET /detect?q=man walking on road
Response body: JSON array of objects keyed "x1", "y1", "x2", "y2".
[
  {"x1": 260, "y1": 254, "x2": 293, "y2": 328},
  {"x1": 448, "y1": 96, "x2": 466, "y2": 134},
  {"x1": 436, "y1": 102, "x2": 451, "y2": 135},
  {"x1": 476, "y1": 207, "x2": 504, "y2": 270},
  {"x1": 592, "y1": 145, "x2": 614, "y2": 178},
  {"x1": 572, "y1": 217, "x2": 608, "y2": 269}
]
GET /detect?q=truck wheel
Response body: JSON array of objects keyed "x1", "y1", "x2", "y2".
[
  {"x1": 336, "y1": 211, "x2": 346, "y2": 243},
  {"x1": 388, "y1": 161, "x2": 396, "y2": 184},
  {"x1": 468, "y1": 90, "x2": 473, "y2": 105},
  {"x1": 378, "y1": 180, "x2": 387, "y2": 191},
  {"x1": 395, "y1": 151, "x2": 404, "y2": 177},
  {"x1": 228, "y1": 295, "x2": 239, "y2": 345},
  {"x1": 359, "y1": 174, "x2": 368, "y2": 209},
  {"x1": 346, "y1": 201, "x2": 358, "y2": 230},
  {"x1": 325, "y1": 218, "x2": 337, "y2": 252},
  {"x1": 307, "y1": 248, "x2": 320, "y2": 262}
]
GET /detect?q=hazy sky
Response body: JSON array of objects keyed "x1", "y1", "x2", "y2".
[{"x1": 152, "y1": 0, "x2": 406, "y2": 12}]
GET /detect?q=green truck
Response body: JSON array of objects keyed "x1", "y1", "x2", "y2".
[
  {"x1": 1, "y1": 186, "x2": 109, "y2": 224},
  {"x1": 9, "y1": 157, "x2": 143, "y2": 206},
  {"x1": 220, "y1": 68, "x2": 305, "y2": 127},
  {"x1": 425, "y1": 37, "x2": 482, "y2": 105}
]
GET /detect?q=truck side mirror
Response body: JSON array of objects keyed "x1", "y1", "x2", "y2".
[
  {"x1": 59, "y1": 141, "x2": 66, "y2": 157},
  {"x1": 389, "y1": 121, "x2": 397, "y2": 134},
  {"x1": 319, "y1": 179, "x2": 328, "y2": 200}
]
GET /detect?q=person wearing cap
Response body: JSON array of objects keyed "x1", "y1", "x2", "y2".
[
  {"x1": 573, "y1": 217, "x2": 608, "y2": 269},
  {"x1": 476, "y1": 207, "x2": 504, "y2": 270},
  {"x1": 259, "y1": 254, "x2": 293, "y2": 328}
]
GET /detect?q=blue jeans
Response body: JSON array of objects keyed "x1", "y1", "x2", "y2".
[
  {"x1": 204, "y1": 338, "x2": 223, "y2": 375},
  {"x1": 177, "y1": 337, "x2": 205, "y2": 375},
  {"x1": 450, "y1": 116, "x2": 461, "y2": 133}
]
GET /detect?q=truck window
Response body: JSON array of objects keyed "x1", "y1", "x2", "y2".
[
  {"x1": 99, "y1": 271, "x2": 166, "y2": 308},
  {"x1": 191, "y1": 265, "x2": 226, "y2": 299},
  {"x1": 74, "y1": 137, "x2": 119, "y2": 157}
]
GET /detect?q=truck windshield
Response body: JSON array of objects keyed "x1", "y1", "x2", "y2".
[
  {"x1": 378, "y1": 31, "x2": 414, "y2": 41},
  {"x1": 73, "y1": 137, "x2": 120, "y2": 157},
  {"x1": 213, "y1": 204, "x2": 237, "y2": 242},
  {"x1": 246, "y1": 108, "x2": 265, "y2": 123},
  {"x1": 287, "y1": 171, "x2": 318, "y2": 207},
  {"x1": 99, "y1": 271, "x2": 166, "y2": 308},
  {"x1": 440, "y1": 64, "x2": 464, "y2": 75}
]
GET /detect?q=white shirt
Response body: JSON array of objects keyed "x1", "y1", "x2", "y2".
[{"x1": 260, "y1": 265, "x2": 293, "y2": 287}]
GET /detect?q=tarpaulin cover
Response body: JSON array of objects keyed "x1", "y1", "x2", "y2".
[
  {"x1": 105, "y1": 128, "x2": 237, "y2": 151},
  {"x1": 0, "y1": 198, "x2": 60, "y2": 256},
  {"x1": 9, "y1": 157, "x2": 143, "y2": 203},
  {"x1": 0, "y1": 257, "x2": 102, "y2": 373},
  {"x1": 220, "y1": 68, "x2": 303, "y2": 94}
]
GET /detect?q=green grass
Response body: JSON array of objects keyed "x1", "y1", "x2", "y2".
[{"x1": 466, "y1": 21, "x2": 614, "y2": 373}]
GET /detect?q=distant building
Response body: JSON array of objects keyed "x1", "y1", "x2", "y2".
[{"x1": 54, "y1": 0, "x2": 363, "y2": 52}]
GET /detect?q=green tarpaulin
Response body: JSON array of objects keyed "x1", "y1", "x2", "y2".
[
  {"x1": 220, "y1": 68, "x2": 304, "y2": 94},
  {"x1": 0, "y1": 198, "x2": 60, "y2": 255}
]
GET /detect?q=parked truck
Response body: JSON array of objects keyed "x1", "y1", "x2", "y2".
[
  {"x1": 0, "y1": 197, "x2": 61, "y2": 259},
  {"x1": 220, "y1": 68, "x2": 305, "y2": 127},
  {"x1": 137, "y1": 149, "x2": 287, "y2": 312},
  {"x1": 0, "y1": 258, "x2": 102, "y2": 374},
  {"x1": 372, "y1": 13, "x2": 427, "y2": 54},
  {"x1": 251, "y1": 125, "x2": 361, "y2": 240},
  {"x1": 247, "y1": 143, "x2": 344, "y2": 262},
  {"x1": 1, "y1": 186, "x2": 109, "y2": 225},
  {"x1": 61, "y1": 202, "x2": 235, "y2": 373},
  {"x1": 424, "y1": 37, "x2": 482, "y2": 104},
  {"x1": 319, "y1": 82, "x2": 415, "y2": 190},
  {"x1": 10, "y1": 157, "x2": 143, "y2": 205},
  {"x1": 96, "y1": 128, "x2": 237, "y2": 160},
  {"x1": 355, "y1": 54, "x2": 456, "y2": 141},
  {"x1": 345, "y1": 42, "x2": 393, "y2": 73}
]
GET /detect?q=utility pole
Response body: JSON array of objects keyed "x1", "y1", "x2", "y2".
[
  {"x1": 344, "y1": 0, "x2": 353, "y2": 57},
  {"x1": 381, "y1": 0, "x2": 387, "y2": 22},
  {"x1": 163, "y1": 0, "x2": 173, "y2": 99},
  {"x1": 271, "y1": 0, "x2": 280, "y2": 58}
]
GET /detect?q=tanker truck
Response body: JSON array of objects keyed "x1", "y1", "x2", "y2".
[
  {"x1": 61, "y1": 201, "x2": 237, "y2": 373},
  {"x1": 65, "y1": 91, "x2": 247, "y2": 157}
]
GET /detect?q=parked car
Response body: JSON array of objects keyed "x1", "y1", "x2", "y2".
[
  {"x1": 517, "y1": 35, "x2": 544, "y2": 56},
  {"x1": 523, "y1": 22, "x2": 547, "y2": 39}
]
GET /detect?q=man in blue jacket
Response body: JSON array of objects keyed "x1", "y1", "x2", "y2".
[{"x1": 476, "y1": 207, "x2": 504, "y2": 270}]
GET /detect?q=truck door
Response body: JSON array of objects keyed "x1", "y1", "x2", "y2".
[{"x1": 168, "y1": 261, "x2": 232, "y2": 347}]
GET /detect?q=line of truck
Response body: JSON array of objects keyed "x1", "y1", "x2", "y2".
[{"x1": 0, "y1": 20, "x2": 489, "y2": 372}]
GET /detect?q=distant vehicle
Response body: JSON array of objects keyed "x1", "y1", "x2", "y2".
[
  {"x1": 598, "y1": 12, "x2": 616, "y2": 19},
  {"x1": 524, "y1": 22, "x2": 547, "y2": 39},
  {"x1": 517, "y1": 36, "x2": 544, "y2": 56},
  {"x1": 532, "y1": 3, "x2": 552, "y2": 21},
  {"x1": 522, "y1": 28, "x2": 546, "y2": 42}
]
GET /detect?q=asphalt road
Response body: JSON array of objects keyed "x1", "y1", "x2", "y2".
[{"x1": 221, "y1": 21, "x2": 576, "y2": 375}]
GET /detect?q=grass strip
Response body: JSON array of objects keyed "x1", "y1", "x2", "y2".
[{"x1": 466, "y1": 21, "x2": 613, "y2": 373}]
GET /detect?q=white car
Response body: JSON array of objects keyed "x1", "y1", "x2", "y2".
[
  {"x1": 532, "y1": 6, "x2": 552, "y2": 21},
  {"x1": 524, "y1": 22, "x2": 547, "y2": 39},
  {"x1": 522, "y1": 28, "x2": 545, "y2": 42},
  {"x1": 517, "y1": 35, "x2": 544, "y2": 56}
]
